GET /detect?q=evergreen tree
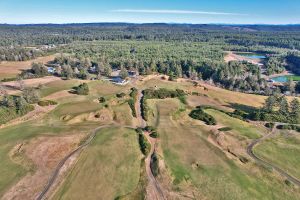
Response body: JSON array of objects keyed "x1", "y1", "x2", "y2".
[
  {"x1": 279, "y1": 96, "x2": 289, "y2": 116},
  {"x1": 290, "y1": 98, "x2": 300, "y2": 123},
  {"x1": 264, "y1": 95, "x2": 276, "y2": 113}
]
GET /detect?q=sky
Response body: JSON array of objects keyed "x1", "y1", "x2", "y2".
[{"x1": 0, "y1": 0, "x2": 299, "y2": 24}]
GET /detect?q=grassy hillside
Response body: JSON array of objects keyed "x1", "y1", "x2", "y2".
[
  {"x1": 52, "y1": 127, "x2": 142, "y2": 200},
  {"x1": 254, "y1": 131, "x2": 300, "y2": 180},
  {"x1": 147, "y1": 98, "x2": 300, "y2": 200}
]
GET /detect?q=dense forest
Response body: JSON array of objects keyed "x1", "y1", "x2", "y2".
[{"x1": 1, "y1": 23, "x2": 300, "y2": 94}]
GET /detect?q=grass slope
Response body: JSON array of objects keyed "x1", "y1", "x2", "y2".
[
  {"x1": 254, "y1": 131, "x2": 300, "y2": 180},
  {"x1": 52, "y1": 127, "x2": 142, "y2": 200},
  {"x1": 149, "y1": 99, "x2": 300, "y2": 200}
]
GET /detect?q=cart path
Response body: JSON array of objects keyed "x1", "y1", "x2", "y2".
[
  {"x1": 36, "y1": 124, "x2": 113, "y2": 200},
  {"x1": 247, "y1": 124, "x2": 300, "y2": 187}
]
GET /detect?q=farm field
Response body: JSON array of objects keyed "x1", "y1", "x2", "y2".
[{"x1": 146, "y1": 98, "x2": 300, "y2": 200}]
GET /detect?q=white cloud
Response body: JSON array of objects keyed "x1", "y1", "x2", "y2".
[{"x1": 111, "y1": 9, "x2": 248, "y2": 16}]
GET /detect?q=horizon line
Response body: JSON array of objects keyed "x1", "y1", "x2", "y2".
[{"x1": 1, "y1": 22, "x2": 300, "y2": 26}]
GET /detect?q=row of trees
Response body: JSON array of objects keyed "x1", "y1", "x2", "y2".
[{"x1": 256, "y1": 95, "x2": 300, "y2": 124}]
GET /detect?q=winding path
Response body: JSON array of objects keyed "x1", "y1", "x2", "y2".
[
  {"x1": 37, "y1": 89, "x2": 165, "y2": 200},
  {"x1": 246, "y1": 125, "x2": 300, "y2": 187},
  {"x1": 136, "y1": 90, "x2": 166, "y2": 200},
  {"x1": 36, "y1": 124, "x2": 113, "y2": 200}
]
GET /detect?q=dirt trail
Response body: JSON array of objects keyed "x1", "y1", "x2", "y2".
[
  {"x1": 144, "y1": 132, "x2": 166, "y2": 200},
  {"x1": 247, "y1": 124, "x2": 300, "y2": 187},
  {"x1": 136, "y1": 90, "x2": 166, "y2": 200},
  {"x1": 36, "y1": 125, "x2": 113, "y2": 200}
]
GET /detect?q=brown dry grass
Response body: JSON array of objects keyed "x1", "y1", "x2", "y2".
[
  {"x1": 0, "y1": 55, "x2": 56, "y2": 80},
  {"x1": 3, "y1": 134, "x2": 84, "y2": 200}
]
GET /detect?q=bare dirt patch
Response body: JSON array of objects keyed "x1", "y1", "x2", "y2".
[
  {"x1": 3, "y1": 134, "x2": 84, "y2": 200},
  {"x1": 0, "y1": 55, "x2": 55, "y2": 80}
]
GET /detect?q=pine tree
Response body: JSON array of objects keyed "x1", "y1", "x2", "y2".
[
  {"x1": 279, "y1": 96, "x2": 289, "y2": 116},
  {"x1": 264, "y1": 95, "x2": 276, "y2": 113},
  {"x1": 290, "y1": 98, "x2": 300, "y2": 123}
]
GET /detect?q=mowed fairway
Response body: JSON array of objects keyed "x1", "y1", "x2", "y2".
[
  {"x1": 254, "y1": 131, "x2": 300, "y2": 180},
  {"x1": 0, "y1": 55, "x2": 55, "y2": 80},
  {"x1": 148, "y1": 99, "x2": 300, "y2": 200},
  {"x1": 52, "y1": 127, "x2": 142, "y2": 200}
]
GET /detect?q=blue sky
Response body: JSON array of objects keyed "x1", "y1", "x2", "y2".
[{"x1": 0, "y1": 0, "x2": 299, "y2": 24}]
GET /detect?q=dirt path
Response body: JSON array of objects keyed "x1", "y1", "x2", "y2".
[
  {"x1": 247, "y1": 124, "x2": 300, "y2": 187},
  {"x1": 36, "y1": 124, "x2": 114, "y2": 200},
  {"x1": 136, "y1": 90, "x2": 166, "y2": 200},
  {"x1": 144, "y1": 132, "x2": 166, "y2": 200}
]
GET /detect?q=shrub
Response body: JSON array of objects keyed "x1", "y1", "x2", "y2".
[
  {"x1": 150, "y1": 153, "x2": 159, "y2": 177},
  {"x1": 189, "y1": 107, "x2": 217, "y2": 125},
  {"x1": 218, "y1": 127, "x2": 232, "y2": 131},
  {"x1": 129, "y1": 87, "x2": 138, "y2": 99},
  {"x1": 136, "y1": 129, "x2": 150, "y2": 156},
  {"x1": 128, "y1": 99, "x2": 137, "y2": 117},
  {"x1": 23, "y1": 87, "x2": 40, "y2": 104},
  {"x1": 265, "y1": 122, "x2": 275, "y2": 129},
  {"x1": 76, "y1": 83, "x2": 89, "y2": 95},
  {"x1": 149, "y1": 131, "x2": 159, "y2": 138},
  {"x1": 38, "y1": 100, "x2": 58, "y2": 106},
  {"x1": 116, "y1": 93, "x2": 126, "y2": 98},
  {"x1": 98, "y1": 97, "x2": 106, "y2": 103}
]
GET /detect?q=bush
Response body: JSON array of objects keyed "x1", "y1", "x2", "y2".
[
  {"x1": 129, "y1": 87, "x2": 138, "y2": 99},
  {"x1": 116, "y1": 93, "x2": 126, "y2": 98},
  {"x1": 23, "y1": 87, "x2": 40, "y2": 104},
  {"x1": 277, "y1": 124, "x2": 300, "y2": 132},
  {"x1": 218, "y1": 127, "x2": 232, "y2": 131},
  {"x1": 265, "y1": 122, "x2": 275, "y2": 129},
  {"x1": 149, "y1": 131, "x2": 159, "y2": 138},
  {"x1": 150, "y1": 153, "x2": 159, "y2": 177},
  {"x1": 38, "y1": 100, "x2": 58, "y2": 106},
  {"x1": 128, "y1": 99, "x2": 137, "y2": 117},
  {"x1": 189, "y1": 107, "x2": 217, "y2": 125},
  {"x1": 98, "y1": 97, "x2": 106, "y2": 103},
  {"x1": 137, "y1": 129, "x2": 150, "y2": 156},
  {"x1": 76, "y1": 83, "x2": 89, "y2": 95}
]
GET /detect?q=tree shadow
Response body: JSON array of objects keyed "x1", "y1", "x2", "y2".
[{"x1": 228, "y1": 103, "x2": 259, "y2": 113}]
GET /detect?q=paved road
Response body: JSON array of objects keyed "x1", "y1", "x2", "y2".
[
  {"x1": 247, "y1": 125, "x2": 300, "y2": 187},
  {"x1": 36, "y1": 125, "x2": 113, "y2": 200}
]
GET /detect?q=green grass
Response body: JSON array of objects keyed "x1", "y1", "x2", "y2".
[
  {"x1": 0, "y1": 118, "x2": 101, "y2": 197},
  {"x1": 52, "y1": 127, "x2": 142, "y2": 200},
  {"x1": 149, "y1": 99, "x2": 300, "y2": 200},
  {"x1": 39, "y1": 79, "x2": 80, "y2": 98},
  {"x1": 52, "y1": 101, "x2": 102, "y2": 118},
  {"x1": 205, "y1": 109, "x2": 264, "y2": 139},
  {"x1": 288, "y1": 75, "x2": 300, "y2": 81},
  {"x1": 254, "y1": 131, "x2": 300, "y2": 180}
]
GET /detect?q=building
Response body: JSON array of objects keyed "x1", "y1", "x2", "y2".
[
  {"x1": 47, "y1": 67, "x2": 56, "y2": 74},
  {"x1": 111, "y1": 77, "x2": 128, "y2": 85}
]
